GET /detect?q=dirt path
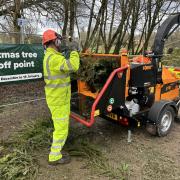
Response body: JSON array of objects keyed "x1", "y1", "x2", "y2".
[
  {"x1": 36, "y1": 119, "x2": 180, "y2": 180},
  {"x1": 0, "y1": 101, "x2": 49, "y2": 141},
  {"x1": 1, "y1": 101, "x2": 180, "y2": 180}
]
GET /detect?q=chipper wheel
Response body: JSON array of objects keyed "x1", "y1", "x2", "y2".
[
  {"x1": 146, "y1": 101, "x2": 176, "y2": 137},
  {"x1": 156, "y1": 106, "x2": 175, "y2": 136}
]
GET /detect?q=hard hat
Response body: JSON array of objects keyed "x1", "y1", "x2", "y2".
[{"x1": 42, "y1": 29, "x2": 57, "y2": 45}]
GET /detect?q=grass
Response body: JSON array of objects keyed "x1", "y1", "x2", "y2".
[
  {"x1": 66, "y1": 139, "x2": 129, "y2": 179},
  {"x1": 0, "y1": 118, "x2": 129, "y2": 180},
  {"x1": 66, "y1": 127, "x2": 129, "y2": 179},
  {"x1": 0, "y1": 119, "x2": 52, "y2": 180},
  {"x1": 8, "y1": 119, "x2": 53, "y2": 151},
  {"x1": 0, "y1": 149, "x2": 38, "y2": 180}
]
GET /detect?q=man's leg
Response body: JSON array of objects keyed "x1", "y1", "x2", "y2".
[{"x1": 48, "y1": 103, "x2": 70, "y2": 162}]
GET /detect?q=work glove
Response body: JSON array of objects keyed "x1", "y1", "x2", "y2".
[{"x1": 68, "y1": 41, "x2": 80, "y2": 52}]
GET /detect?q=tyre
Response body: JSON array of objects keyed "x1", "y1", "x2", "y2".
[{"x1": 156, "y1": 106, "x2": 175, "y2": 137}]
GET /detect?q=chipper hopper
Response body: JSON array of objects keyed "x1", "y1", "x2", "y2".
[{"x1": 70, "y1": 13, "x2": 180, "y2": 137}]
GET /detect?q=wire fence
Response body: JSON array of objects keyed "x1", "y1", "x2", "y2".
[
  {"x1": 0, "y1": 31, "x2": 42, "y2": 44},
  {"x1": 0, "y1": 33, "x2": 47, "y2": 140},
  {"x1": 0, "y1": 81, "x2": 45, "y2": 107},
  {"x1": 0, "y1": 80, "x2": 50, "y2": 140}
]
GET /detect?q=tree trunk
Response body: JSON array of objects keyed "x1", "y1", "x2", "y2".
[
  {"x1": 127, "y1": 0, "x2": 140, "y2": 54},
  {"x1": 69, "y1": 0, "x2": 75, "y2": 37},
  {"x1": 13, "y1": 0, "x2": 21, "y2": 43},
  {"x1": 82, "y1": 0, "x2": 96, "y2": 52},
  {"x1": 62, "y1": 0, "x2": 69, "y2": 37}
]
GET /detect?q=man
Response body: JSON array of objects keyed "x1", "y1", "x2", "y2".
[{"x1": 42, "y1": 29, "x2": 80, "y2": 165}]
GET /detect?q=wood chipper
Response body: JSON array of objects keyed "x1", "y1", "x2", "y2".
[{"x1": 70, "y1": 13, "x2": 180, "y2": 137}]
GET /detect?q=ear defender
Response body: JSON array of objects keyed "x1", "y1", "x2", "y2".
[
  {"x1": 54, "y1": 38, "x2": 61, "y2": 47},
  {"x1": 54, "y1": 33, "x2": 62, "y2": 47}
]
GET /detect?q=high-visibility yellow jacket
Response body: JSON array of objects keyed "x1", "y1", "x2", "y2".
[{"x1": 43, "y1": 47, "x2": 80, "y2": 106}]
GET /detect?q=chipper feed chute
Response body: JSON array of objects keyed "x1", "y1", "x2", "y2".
[{"x1": 70, "y1": 53, "x2": 129, "y2": 127}]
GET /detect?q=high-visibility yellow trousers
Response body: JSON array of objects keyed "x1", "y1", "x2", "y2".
[{"x1": 48, "y1": 103, "x2": 70, "y2": 162}]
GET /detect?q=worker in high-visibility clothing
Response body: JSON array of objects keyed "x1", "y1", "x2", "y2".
[{"x1": 42, "y1": 29, "x2": 80, "y2": 165}]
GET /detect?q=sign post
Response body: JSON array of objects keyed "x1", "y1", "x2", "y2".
[{"x1": 17, "y1": 18, "x2": 28, "y2": 44}]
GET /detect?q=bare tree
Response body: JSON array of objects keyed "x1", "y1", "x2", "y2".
[{"x1": 0, "y1": 0, "x2": 179, "y2": 51}]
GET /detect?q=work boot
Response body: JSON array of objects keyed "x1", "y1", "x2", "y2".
[
  {"x1": 61, "y1": 151, "x2": 69, "y2": 157},
  {"x1": 48, "y1": 155, "x2": 71, "y2": 165}
]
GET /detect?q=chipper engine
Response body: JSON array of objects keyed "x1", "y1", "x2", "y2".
[{"x1": 71, "y1": 13, "x2": 180, "y2": 137}]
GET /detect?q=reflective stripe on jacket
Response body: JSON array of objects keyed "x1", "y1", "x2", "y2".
[{"x1": 43, "y1": 47, "x2": 80, "y2": 106}]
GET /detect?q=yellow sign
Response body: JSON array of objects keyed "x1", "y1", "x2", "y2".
[
  {"x1": 106, "y1": 113, "x2": 118, "y2": 120},
  {"x1": 94, "y1": 109, "x2": 100, "y2": 117},
  {"x1": 149, "y1": 87, "x2": 155, "y2": 93}
]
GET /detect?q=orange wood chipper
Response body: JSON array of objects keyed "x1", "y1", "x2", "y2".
[{"x1": 71, "y1": 13, "x2": 180, "y2": 137}]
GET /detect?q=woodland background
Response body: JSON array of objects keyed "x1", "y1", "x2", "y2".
[{"x1": 0, "y1": 0, "x2": 179, "y2": 54}]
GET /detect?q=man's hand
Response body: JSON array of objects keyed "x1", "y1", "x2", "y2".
[{"x1": 68, "y1": 41, "x2": 80, "y2": 52}]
